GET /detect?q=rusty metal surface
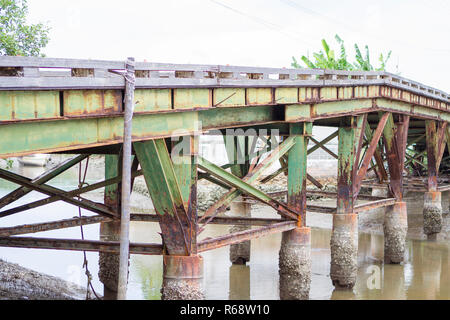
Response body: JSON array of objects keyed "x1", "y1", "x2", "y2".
[
  {"x1": 0, "y1": 215, "x2": 109, "y2": 237},
  {"x1": 197, "y1": 221, "x2": 297, "y2": 252},
  {"x1": 0, "y1": 236, "x2": 163, "y2": 255},
  {"x1": 163, "y1": 255, "x2": 203, "y2": 279}
]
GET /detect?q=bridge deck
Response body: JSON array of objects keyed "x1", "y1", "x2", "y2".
[{"x1": 0, "y1": 56, "x2": 448, "y2": 158}]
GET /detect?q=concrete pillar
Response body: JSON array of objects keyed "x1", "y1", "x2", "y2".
[
  {"x1": 279, "y1": 227, "x2": 311, "y2": 300},
  {"x1": 423, "y1": 191, "x2": 442, "y2": 240},
  {"x1": 384, "y1": 202, "x2": 408, "y2": 264},
  {"x1": 330, "y1": 214, "x2": 358, "y2": 289},
  {"x1": 161, "y1": 255, "x2": 204, "y2": 300},
  {"x1": 229, "y1": 197, "x2": 251, "y2": 264}
]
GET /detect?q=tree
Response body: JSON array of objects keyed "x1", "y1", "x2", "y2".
[
  {"x1": 0, "y1": 0, "x2": 50, "y2": 57},
  {"x1": 0, "y1": 0, "x2": 49, "y2": 168},
  {"x1": 291, "y1": 34, "x2": 392, "y2": 72}
]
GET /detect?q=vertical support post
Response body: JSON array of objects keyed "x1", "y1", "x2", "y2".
[
  {"x1": 224, "y1": 134, "x2": 252, "y2": 265},
  {"x1": 117, "y1": 57, "x2": 135, "y2": 300},
  {"x1": 279, "y1": 122, "x2": 312, "y2": 300},
  {"x1": 383, "y1": 114, "x2": 408, "y2": 263},
  {"x1": 99, "y1": 154, "x2": 121, "y2": 299},
  {"x1": 330, "y1": 116, "x2": 363, "y2": 289},
  {"x1": 423, "y1": 120, "x2": 446, "y2": 239},
  {"x1": 134, "y1": 135, "x2": 204, "y2": 300}
]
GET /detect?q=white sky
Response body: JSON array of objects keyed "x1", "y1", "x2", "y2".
[{"x1": 27, "y1": 0, "x2": 450, "y2": 92}]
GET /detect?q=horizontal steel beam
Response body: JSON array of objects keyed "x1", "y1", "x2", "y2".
[
  {"x1": 0, "y1": 236, "x2": 163, "y2": 255},
  {"x1": 197, "y1": 221, "x2": 297, "y2": 252}
]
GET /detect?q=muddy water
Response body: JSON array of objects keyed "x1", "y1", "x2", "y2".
[{"x1": 0, "y1": 163, "x2": 449, "y2": 300}]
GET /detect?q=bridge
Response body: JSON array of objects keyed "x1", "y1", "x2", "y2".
[{"x1": 0, "y1": 56, "x2": 448, "y2": 299}]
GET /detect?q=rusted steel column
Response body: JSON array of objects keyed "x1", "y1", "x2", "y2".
[
  {"x1": 382, "y1": 114, "x2": 409, "y2": 262},
  {"x1": 279, "y1": 227, "x2": 311, "y2": 299},
  {"x1": 424, "y1": 120, "x2": 446, "y2": 239},
  {"x1": 161, "y1": 255, "x2": 204, "y2": 300},
  {"x1": 331, "y1": 117, "x2": 363, "y2": 289},
  {"x1": 279, "y1": 122, "x2": 312, "y2": 299},
  {"x1": 99, "y1": 154, "x2": 121, "y2": 300},
  {"x1": 134, "y1": 137, "x2": 198, "y2": 256},
  {"x1": 384, "y1": 202, "x2": 408, "y2": 263},
  {"x1": 224, "y1": 135, "x2": 252, "y2": 264},
  {"x1": 423, "y1": 191, "x2": 442, "y2": 239}
]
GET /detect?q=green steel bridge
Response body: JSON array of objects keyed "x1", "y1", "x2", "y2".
[{"x1": 0, "y1": 56, "x2": 448, "y2": 299}]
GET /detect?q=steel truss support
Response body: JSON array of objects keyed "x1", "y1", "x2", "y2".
[
  {"x1": 198, "y1": 135, "x2": 297, "y2": 230},
  {"x1": 260, "y1": 130, "x2": 338, "y2": 185},
  {"x1": 287, "y1": 122, "x2": 312, "y2": 227},
  {"x1": 198, "y1": 157, "x2": 298, "y2": 220},
  {"x1": 425, "y1": 120, "x2": 447, "y2": 191},
  {"x1": 0, "y1": 154, "x2": 88, "y2": 209},
  {"x1": 0, "y1": 168, "x2": 142, "y2": 219},
  {"x1": 0, "y1": 167, "x2": 117, "y2": 218},
  {"x1": 133, "y1": 136, "x2": 198, "y2": 256}
]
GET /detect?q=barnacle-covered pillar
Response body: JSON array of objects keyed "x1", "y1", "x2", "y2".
[
  {"x1": 134, "y1": 135, "x2": 204, "y2": 300},
  {"x1": 279, "y1": 122, "x2": 312, "y2": 300},
  {"x1": 331, "y1": 116, "x2": 364, "y2": 289}
]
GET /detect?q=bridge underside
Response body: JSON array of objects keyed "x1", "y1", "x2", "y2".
[{"x1": 0, "y1": 57, "x2": 449, "y2": 299}]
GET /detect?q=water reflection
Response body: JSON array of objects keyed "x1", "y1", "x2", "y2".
[{"x1": 229, "y1": 264, "x2": 250, "y2": 300}]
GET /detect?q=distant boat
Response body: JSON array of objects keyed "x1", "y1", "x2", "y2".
[{"x1": 18, "y1": 154, "x2": 49, "y2": 167}]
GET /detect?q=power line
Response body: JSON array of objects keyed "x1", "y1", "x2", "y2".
[
  {"x1": 208, "y1": 0, "x2": 316, "y2": 47},
  {"x1": 279, "y1": 0, "x2": 450, "y2": 54}
]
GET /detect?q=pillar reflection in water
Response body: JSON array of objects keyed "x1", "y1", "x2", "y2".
[{"x1": 229, "y1": 264, "x2": 250, "y2": 300}]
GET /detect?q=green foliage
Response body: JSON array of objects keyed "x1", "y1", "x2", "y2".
[
  {"x1": 2, "y1": 158, "x2": 13, "y2": 169},
  {"x1": 291, "y1": 34, "x2": 392, "y2": 72},
  {"x1": 0, "y1": 0, "x2": 50, "y2": 56}
]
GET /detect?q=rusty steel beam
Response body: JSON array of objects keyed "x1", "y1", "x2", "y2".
[
  {"x1": 197, "y1": 221, "x2": 297, "y2": 252},
  {"x1": 134, "y1": 137, "x2": 197, "y2": 256},
  {"x1": 266, "y1": 189, "x2": 386, "y2": 201},
  {"x1": 353, "y1": 198, "x2": 397, "y2": 213},
  {"x1": 198, "y1": 135, "x2": 296, "y2": 229},
  {"x1": 0, "y1": 215, "x2": 110, "y2": 236},
  {"x1": 425, "y1": 120, "x2": 446, "y2": 191},
  {"x1": 309, "y1": 136, "x2": 338, "y2": 159},
  {"x1": 287, "y1": 122, "x2": 312, "y2": 227},
  {"x1": 0, "y1": 169, "x2": 143, "y2": 219},
  {"x1": 0, "y1": 154, "x2": 88, "y2": 209},
  {"x1": 0, "y1": 236, "x2": 163, "y2": 255},
  {"x1": 198, "y1": 156, "x2": 299, "y2": 221},
  {"x1": 354, "y1": 112, "x2": 390, "y2": 197},
  {"x1": 132, "y1": 213, "x2": 286, "y2": 226},
  {"x1": 336, "y1": 116, "x2": 365, "y2": 214},
  {"x1": 0, "y1": 168, "x2": 117, "y2": 218},
  {"x1": 382, "y1": 113, "x2": 405, "y2": 200},
  {"x1": 260, "y1": 130, "x2": 338, "y2": 184}
]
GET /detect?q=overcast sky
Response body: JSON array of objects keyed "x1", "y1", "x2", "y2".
[{"x1": 27, "y1": 0, "x2": 450, "y2": 92}]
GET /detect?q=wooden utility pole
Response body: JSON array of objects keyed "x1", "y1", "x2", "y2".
[{"x1": 118, "y1": 57, "x2": 135, "y2": 300}]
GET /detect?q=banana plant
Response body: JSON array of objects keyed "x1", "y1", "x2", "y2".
[{"x1": 292, "y1": 34, "x2": 392, "y2": 72}]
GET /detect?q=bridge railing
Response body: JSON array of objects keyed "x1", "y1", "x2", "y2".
[{"x1": 0, "y1": 56, "x2": 448, "y2": 103}]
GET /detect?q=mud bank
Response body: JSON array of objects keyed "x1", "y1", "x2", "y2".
[{"x1": 0, "y1": 259, "x2": 90, "y2": 300}]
